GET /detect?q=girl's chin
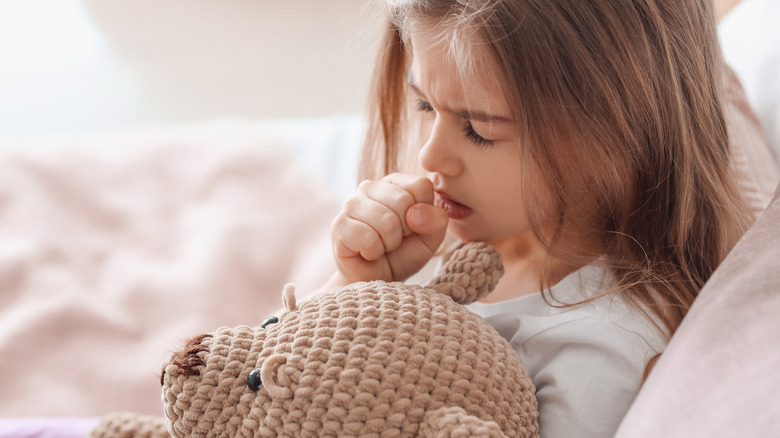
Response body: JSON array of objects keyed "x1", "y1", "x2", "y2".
[
  {"x1": 448, "y1": 223, "x2": 528, "y2": 247},
  {"x1": 447, "y1": 222, "x2": 491, "y2": 244}
]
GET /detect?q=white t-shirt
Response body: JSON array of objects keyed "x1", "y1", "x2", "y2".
[{"x1": 466, "y1": 264, "x2": 667, "y2": 438}]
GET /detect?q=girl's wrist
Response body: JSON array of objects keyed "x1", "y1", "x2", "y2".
[{"x1": 322, "y1": 271, "x2": 349, "y2": 292}]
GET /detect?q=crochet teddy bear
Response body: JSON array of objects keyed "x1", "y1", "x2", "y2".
[{"x1": 90, "y1": 241, "x2": 539, "y2": 437}]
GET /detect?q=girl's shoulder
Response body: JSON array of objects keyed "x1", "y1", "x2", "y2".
[{"x1": 467, "y1": 263, "x2": 667, "y2": 355}]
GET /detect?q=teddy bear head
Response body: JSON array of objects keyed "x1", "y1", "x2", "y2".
[{"x1": 160, "y1": 242, "x2": 538, "y2": 437}]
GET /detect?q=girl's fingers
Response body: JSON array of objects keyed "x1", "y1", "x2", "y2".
[
  {"x1": 383, "y1": 203, "x2": 448, "y2": 280},
  {"x1": 406, "y1": 203, "x2": 449, "y2": 251},
  {"x1": 383, "y1": 173, "x2": 435, "y2": 205},
  {"x1": 358, "y1": 173, "x2": 435, "y2": 236},
  {"x1": 332, "y1": 174, "x2": 440, "y2": 283},
  {"x1": 385, "y1": 224, "x2": 448, "y2": 281},
  {"x1": 332, "y1": 216, "x2": 386, "y2": 261},
  {"x1": 344, "y1": 198, "x2": 405, "y2": 254},
  {"x1": 359, "y1": 179, "x2": 416, "y2": 237}
]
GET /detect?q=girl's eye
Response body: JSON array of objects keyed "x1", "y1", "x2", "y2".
[
  {"x1": 415, "y1": 97, "x2": 494, "y2": 147},
  {"x1": 416, "y1": 98, "x2": 435, "y2": 113},
  {"x1": 464, "y1": 123, "x2": 495, "y2": 148}
]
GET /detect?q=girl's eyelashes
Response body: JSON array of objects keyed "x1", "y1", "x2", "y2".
[
  {"x1": 416, "y1": 97, "x2": 495, "y2": 147},
  {"x1": 464, "y1": 123, "x2": 495, "y2": 148},
  {"x1": 416, "y1": 98, "x2": 434, "y2": 113}
]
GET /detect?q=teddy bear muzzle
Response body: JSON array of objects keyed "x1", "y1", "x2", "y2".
[{"x1": 260, "y1": 353, "x2": 294, "y2": 399}]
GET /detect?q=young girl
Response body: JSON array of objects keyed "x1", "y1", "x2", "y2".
[{"x1": 326, "y1": 0, "x2": 753, "y2": 436}]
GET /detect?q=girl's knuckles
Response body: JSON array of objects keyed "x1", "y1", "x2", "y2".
[
  {"x1": 414, "y1": 176, "x2": 434, "y2": 191},
  {"x1": 410, "y1": 178, "x2": 434, "y2": 200},
  {"x1": 363, "y1": 229, "x2": 384, "y2": 251},
  {"x1": 375, "y1": 211, "x2": 402, "y2": 236},
  {"x1": 342, "y1": 197, "x2": 363, "y2": 212},
  {"x1": 357, "y1": 179, "x2": 374, "y2": 192},
  {"x1": 392, "y1": 191, "x2": 416, "y2": 209},
  {"x1": 330, "y1": 215, "x2": 353, "y2": 236}
]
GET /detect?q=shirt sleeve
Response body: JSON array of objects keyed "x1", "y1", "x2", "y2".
[{"x1": 515, "y1": 317, "x2": 654, "y2": 438}]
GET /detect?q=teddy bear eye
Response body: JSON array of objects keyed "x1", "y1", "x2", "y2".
[
  {"x1": 261, "y1": 316, "x2": 279, "y2": 328},
  {"x1": 247, "y1": 368, "x2": 262, "y2": 391}
]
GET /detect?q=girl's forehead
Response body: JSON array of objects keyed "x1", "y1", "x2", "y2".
[{"x1": 408, "y1": 29, "x2": 509, "y2": 109}]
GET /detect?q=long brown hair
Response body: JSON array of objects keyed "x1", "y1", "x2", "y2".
[{"x1": 361, "y1": 0, "x2": 753, "y2": 351}]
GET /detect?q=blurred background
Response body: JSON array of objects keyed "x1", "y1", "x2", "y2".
[
  {"x1": 0, "y1": 2, "x2": 385, "y2": 420},
  {"x1": 0, "y1": 0, "x2": 383, "y2": 139}
]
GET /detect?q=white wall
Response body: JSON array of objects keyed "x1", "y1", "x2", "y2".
[{"x1": 0, "y1": 0, "x2": 382, "y2": 139}]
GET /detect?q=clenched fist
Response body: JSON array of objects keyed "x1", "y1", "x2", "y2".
[{"x1": 330, "y1": 173, "x2": 449, "y2": 285}]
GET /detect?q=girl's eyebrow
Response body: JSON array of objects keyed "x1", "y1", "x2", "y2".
[{"x1": 407, "y1": 78, "x2": 513, "y2": 125}]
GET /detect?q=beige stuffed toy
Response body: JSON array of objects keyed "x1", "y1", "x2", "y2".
[{"x1": 91, "y1": 242, "x2": 538, "y2": 437}]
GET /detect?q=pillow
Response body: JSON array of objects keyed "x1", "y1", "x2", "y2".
[
  {"x1": 614, "y1": 183, "x2": 780, "y2": 437},
  {"x1": 722, "y1": 63, "x2": 780, "y2": 214},
  {"x1": 719, "y1": 0, "x2": 780, "y2": 160}
]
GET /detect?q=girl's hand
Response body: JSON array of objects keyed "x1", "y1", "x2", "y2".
[{"x1": 330, "y1": 173, "x2": 449, "y2": 284}]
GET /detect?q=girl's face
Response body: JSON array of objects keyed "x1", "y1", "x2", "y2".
[{"x1": 409, "y1": 30, "x2": 553, "y2": 244}]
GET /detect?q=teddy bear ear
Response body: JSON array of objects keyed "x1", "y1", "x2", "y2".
[
  {"x1": 426, "y1": 242, "x2": 504, "y2": 304},
  {"x1": 419, "y1": 406, "x2": 508, "y2": 438},
  {"x1": 282, "y1": 283, "x2": 297, "y2": 311}
]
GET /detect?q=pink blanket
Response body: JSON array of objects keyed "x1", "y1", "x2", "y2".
[{"x1": 0, "y1": 123, "x2": 341, "y2": 418}]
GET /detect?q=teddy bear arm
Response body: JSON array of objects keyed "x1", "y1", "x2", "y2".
[
  {"x1": 419, "y1": 406, "x2": 508, "y2": 438},
  {"x1": 88, "y1": 412, "x2": 169, "y2": 438},
  {"x1": 427, "y1": 242, "x2": 505, "y2": 305}
]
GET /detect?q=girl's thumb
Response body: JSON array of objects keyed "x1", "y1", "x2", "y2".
[{"x1": 406, "y1": 203, "x2": 449, "y2": 246}]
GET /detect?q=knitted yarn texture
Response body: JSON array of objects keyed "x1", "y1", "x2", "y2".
[
  {"x1": 89, "y1": 412, "x2": 168, "y2": 438},
  {"x1": 92, "y1": 242, "x2": 539, "y2": 437}
]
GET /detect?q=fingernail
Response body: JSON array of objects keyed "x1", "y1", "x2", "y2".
[{"x1": 410, "y1": 206, "x2": 428, "y2": 227}]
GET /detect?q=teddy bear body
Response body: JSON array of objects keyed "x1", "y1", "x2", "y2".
[{"x1": 93, "y1": 242, "x2": 539, "y2": 437}]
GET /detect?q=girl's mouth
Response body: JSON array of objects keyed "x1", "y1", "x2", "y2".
[{"x1": 434, "y1": 191, "x2": 472, "y2": 220}]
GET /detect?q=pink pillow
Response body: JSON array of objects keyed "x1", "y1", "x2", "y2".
[
  {"x1": 723, "y1": 64, "x2": 780, "y2": 214},
  {"x1": 615, "y1": 183, "x2": 780, "y2": 436}
]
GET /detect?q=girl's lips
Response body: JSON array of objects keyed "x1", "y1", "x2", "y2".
[{"x1": 434, "y1": 191, "x2": 472, "y2": 220}]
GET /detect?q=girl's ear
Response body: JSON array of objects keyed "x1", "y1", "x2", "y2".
[{"x1": 427, "y1": 242, "x2": 504, "y2": 304}]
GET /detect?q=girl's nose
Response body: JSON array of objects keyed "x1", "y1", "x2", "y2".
[{"x1": 418, "y1": 117, "x2": 463, "y2": 177}]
